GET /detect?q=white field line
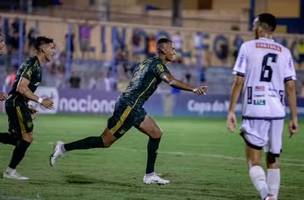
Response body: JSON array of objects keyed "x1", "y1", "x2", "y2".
[
  {"x1": 0, "y1": 195, "x2": 41, "y2": 200},
  {"x1": 47, "y1": 141, "x2": 304, "y2": 166},
  {"x1": 112, "y1": 146, "x2": 304, "y2": 167}
]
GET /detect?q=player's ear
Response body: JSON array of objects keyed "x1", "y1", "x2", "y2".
[
  {"x1": 158, "y1": 47, "x2": 166, "y2": 55},
  {"x1": 39, "y1": 47, "x2": 45, "y2": 54}
]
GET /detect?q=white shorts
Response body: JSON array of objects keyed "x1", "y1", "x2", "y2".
[{"x1": 240, "y1": 119, "x2": 284, "y2": 156}]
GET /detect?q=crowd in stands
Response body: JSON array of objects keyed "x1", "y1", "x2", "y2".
[{"x1": 1, "y1": 18, "x2": 304, "y2": 96}]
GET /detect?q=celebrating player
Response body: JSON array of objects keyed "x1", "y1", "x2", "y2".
[
  {"x1": 50, "y1": 38, "x2": 208, "y2": 185},
  {"x1": 226, "y1": 13, "x2": 298, "y2": 200},
  {"x1": 0, "y1": 32, "x2": 8, "y2": 101},
  {"x1": 0, "y1": 36, "x2": 55, "y2": 180}
]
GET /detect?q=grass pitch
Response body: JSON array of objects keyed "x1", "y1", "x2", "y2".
[{"x1": 0, "y1": 114, "x2": 303, "y2": 200}]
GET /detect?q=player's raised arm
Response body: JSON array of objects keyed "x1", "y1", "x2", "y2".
[{"x1": 160, "y1": 72, "x2": 207, "y2": 95}]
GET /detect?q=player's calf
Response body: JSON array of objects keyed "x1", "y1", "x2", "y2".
[
  {"x1": 50, "y1": 136, "x2": 107, "y2": 166},
  {"x1": 249, "y1": 165, "x2": 269, "y2": 200},
  {"x1": 0, "y1": 132, "x2": 17, "y2": 145}
]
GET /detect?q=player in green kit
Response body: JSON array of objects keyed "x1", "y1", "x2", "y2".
[
  {"x1": 0, "y1": 36, "x2": 54, "y2": 180},
  {"x1": 50, "y1": 38, "x2": 207, "y2": 184},
  {"x1": 0, "y1": 32, "x2": 8, "y2": 101}
]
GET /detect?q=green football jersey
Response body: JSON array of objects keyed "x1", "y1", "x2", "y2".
[
  {"x1": 120, "y1": 57, "x2": 170, "y2": 108},
  {"x1": 9, "y1": 56, "x2": 42, "y2": 101}
]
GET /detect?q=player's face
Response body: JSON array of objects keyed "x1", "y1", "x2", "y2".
[
  {"x1": 163, "y1": 42, "x2": 176, "y2": 62},
  {"x1": 41, "y1": 43, "x2": 56, "y2": 62},
  {"x1": 0, "y1": 36, "x2": 7, "y2": 54}
]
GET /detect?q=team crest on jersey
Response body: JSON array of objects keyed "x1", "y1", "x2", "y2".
[
  {"x1": 253, "y1": 99, "x2": 266, "y2": 105},
  {"x1": 157, "y1": 64, "x2": 164, "y2": 73}
]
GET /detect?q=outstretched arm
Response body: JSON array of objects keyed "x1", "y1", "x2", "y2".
[
  {"x1": 161, "y1": 73, "x2": 207, "y2": 95},
  {"x1": 226, "y1": 75, "x2": 244, "y2": 132}
]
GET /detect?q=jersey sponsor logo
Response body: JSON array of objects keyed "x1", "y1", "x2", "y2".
[
  {"x1": 254, "y1": 94, "x2": 265, "y2": 97},
  {"x1": 256, "y1": 42, "x2": 282, "y2": 52},
  {"x1": 268, "y1": 88, "x2": 278, "y2": 92},
  {"x1": 253, "y1": 99, "x2": 266, "y2": 105},
  {"x1": 254, "y1": 86, "x2": 265, "y2": 91}
]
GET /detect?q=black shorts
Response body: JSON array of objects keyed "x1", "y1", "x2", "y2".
[
  {"x1": 107, "y1": 100, "x2": 146, "y2": 138},
  {"x1": 5, "y1": 97, "x2": 33, "y2": 138}
]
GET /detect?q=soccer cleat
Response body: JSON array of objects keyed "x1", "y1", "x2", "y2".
[
  {"x1": 264, "y1": 195, "x2": 275, "y2": 200},
  {"x1": 3, "y1": 170, "x2": 29, "y2": 180},
  {"x1": 50, "y1": 141, "x2": 65, "y2": 167},
  {"x1": 143, "y1": 172, "x2": 170, "y2": 185}
]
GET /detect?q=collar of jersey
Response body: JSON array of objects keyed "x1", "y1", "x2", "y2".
[
  {"x1": 33, "y1": 56, "x2": 41, "y2": 67},
  {"x1": 259, "y1": 37, "x2": 274, "y2": 42}
]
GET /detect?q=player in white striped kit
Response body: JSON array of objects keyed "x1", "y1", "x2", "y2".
[{"x1": 226, "y1": 13, "x2": 298, "y2": 200}]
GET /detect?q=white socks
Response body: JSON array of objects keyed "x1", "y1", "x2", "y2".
[
  {"x1": 5, "y1": 167, "x2": 15, "y2": 173},
  {"x1": 267, "y1": 169, "x2": 280, "y2": 200},
  {"x1": 249, "y1": 165, "x2": 269, "y2": 199}
]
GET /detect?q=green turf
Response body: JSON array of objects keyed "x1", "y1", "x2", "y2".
[{"x1": 0, "y1": 114, "x2": 303, "y2": 200}]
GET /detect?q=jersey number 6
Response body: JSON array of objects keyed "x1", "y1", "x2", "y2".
[{"x1": 260, "y1": 53, "x2": 277, "y2": 82}]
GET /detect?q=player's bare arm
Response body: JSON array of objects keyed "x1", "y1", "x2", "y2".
[
  {"x1": 17, "y1": 77, "x2": 53, "y2": 109},
  {"x1": 0, "y1": 92, "x2": 7, "y2": 101},
  {"x1": 161, "y1": 72, "x2": 207, "y2": 95},
  {"x1": 285, "y1": 80, "x2": 298, "y2": 137},
  {"x1": 227, "y1": 75, "x2": 244, "y2": 132}
]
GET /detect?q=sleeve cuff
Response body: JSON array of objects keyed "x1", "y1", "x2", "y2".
[
  {"x1": 232, "y1": 71, "x2": 245, "y2": 77},
  {"x1": 284, "y1": 76, "x2": 296, "y2": 83}
]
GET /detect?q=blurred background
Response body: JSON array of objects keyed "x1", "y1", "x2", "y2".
[{"x1": 0, "y1": 0, "x2": 303, "y2": 117}]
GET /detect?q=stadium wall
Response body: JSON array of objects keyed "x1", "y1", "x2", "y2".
[
  {"x1": 1, "y1": 87, "x2": 303, "y2": 118},
  {"x1": 0, "y1": 13, "x2": 303, "y2": 66}
]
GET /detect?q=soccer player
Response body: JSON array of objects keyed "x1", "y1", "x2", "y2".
[
  {"x1": 0, "y1": 32, "x2": 8, "y2": 101},
  {"x1": 50, "y1": 38, "x2": 207, "y2": 185},
  {"x1": 0, "y1": 92, "x2": 6, "y2": 101},
  {"x1": 0, "y1": 36, "x2": 55, "y2": 180},
  {"x1": 226, "y1": 13, "x2": 298, "y2": 200}
]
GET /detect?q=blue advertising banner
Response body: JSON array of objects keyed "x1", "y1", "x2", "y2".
[{"x1": 1, "y1": 87, "x2": 303, "y2": 118}]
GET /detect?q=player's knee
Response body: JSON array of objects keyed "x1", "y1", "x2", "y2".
[
  {"x1": 103, "y1": 140, "x2": 112, "y2": 148},
  {"x1": 266, "y1": 153, "x2": 279, "y2": 168},
  {"x1": 248, "y1": 159, "x2": 261, "y2": 167},
  {"x1": 150, "y1": 128, "x2": 162, "y2": 139},
  {"x1": 101, "y1": 135, "x2": 115, "y2": 148},
  {"x1": 22, "y1": 133, "x2": 33, "y2": 143}
]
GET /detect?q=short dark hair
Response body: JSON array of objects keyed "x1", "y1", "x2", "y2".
[
  {"x1": 157, "y1": 38, "x2": 172, "y2": 46},
  {"x1": 257, "y1": 13, "x2": 277, "y2": 32},
  {"x1": 34, "y1": 36, "x2": 53, "y2": 50}
]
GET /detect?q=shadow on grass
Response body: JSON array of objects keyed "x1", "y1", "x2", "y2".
[
  {"x1": 64, "y1": 174, "x2": 100, "y2": 184},
  {"x1": 64, "y1": 174, "x2": 136, "y2": 187}
]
